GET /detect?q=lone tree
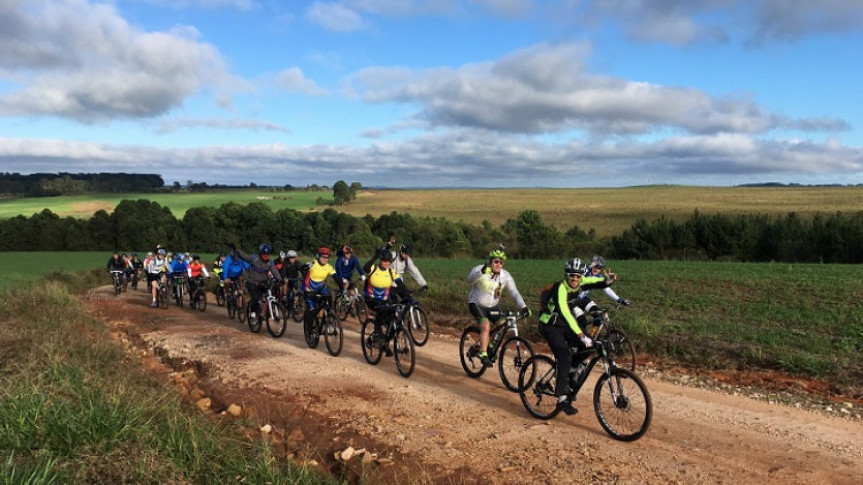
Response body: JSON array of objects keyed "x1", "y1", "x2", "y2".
[{"x1": 332, "y1": 180, "x2": 357, "y2": 205}]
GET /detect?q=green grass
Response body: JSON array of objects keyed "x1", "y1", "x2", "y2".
[
  {"x1": 0, "y1": 272, "x2": 342, "y2": 485},
  {"x1": 0, "y1": 190, "x2": 330, "y2": 219}
]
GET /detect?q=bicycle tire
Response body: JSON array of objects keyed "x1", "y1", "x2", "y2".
[
  {"x1": 605, "y1": 328, "x2": 636, "y2": 371},
  {"x1": 498, "y1": 336, "x2": 534, "y2": 392},
  {"x1": 518, "y1": 355, "x2": 561, "y2": 420},
  {"x1": 194, "y1": 288, "x2": 207, "y2": 312},
  {"x1": 227, "y1": 297, "x2": 236, "y2": 319},
  {"x1": 593, "y1": 367, "x2": 652, "y2": 441},
  {"x1": 459, "y1": 325, "x2": 487, "y2": 378},
  {"x1": 291, "y1": 294, "x2": 304, "y2": 323},
  {"x1": 324, "y1": 311, "x2": 343, "y2": 356},
  {"x1": 406, "y1": 305, "x2": 430, "y2": 347},
  {"x1": 266, "y1": 301, "x2": 288, "y2": 338},
  {"x1": 215, "y1": 286, "x2": 226, "y2": 307},
  {"x1": 393, "y1": 327, "x2": 415, "y2": 378},
  {"x1": 360, "y1": 320, "x2": 383, "y2": 365},
  {"x1": 354, "y1": 297, "x2": 369, "y2": 324},
  {"x1": 304, "y1": 311, "x2": 321, "y2": 348},
  {"x1": 247, "y1": 302, "x2": 261, "y2": 333},
  {"x1": 335, "y1": 296, "x2": 350, "y2": 321},
  {"x1": 237, "y1": 294, "x2": 247, "y2": 323},
  {"x1": 159, "y1": 286, "x2": 168, "y2": 309}
]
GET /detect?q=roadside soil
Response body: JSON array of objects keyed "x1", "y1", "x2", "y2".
[{"x1": 87, "y1": 286, "x2": 863, "y2": 484}]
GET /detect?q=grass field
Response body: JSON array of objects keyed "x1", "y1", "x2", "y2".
[
  {"x1": 0, "y1": 190, "x2": 330, "y2": 219},
  {"x1": 341, "y1": 186, "x2": 863, "y2": 238}
]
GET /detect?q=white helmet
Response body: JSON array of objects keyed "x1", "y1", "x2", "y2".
[
  {"x1": 287, "y1": 250, "x2": 297, "y2": 258},
  {"x1": 279, "y1": 251, "x2": 286, "y2": 259},
  {"x1": 564, "y1": 257, "x2": 585, "y2": 275}
]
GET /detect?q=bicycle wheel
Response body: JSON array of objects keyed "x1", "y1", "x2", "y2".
[
  {"x1": 227, "y1": 296, "x2": 237, "y2": 319},
  {"x1": 458, "y1": 325, "x2": 487, "y2": 378},
  {"x1": 518, "y1": 355, "x2": 561, "y2": 420},
  {"x1": 335, "y1": 296, "x2": 350, "y2": 321},
  {"x1": 304, "y1": 311, "x2": 321, "y2": 348},
  {"x1": 360, "y1": 320, "x2": 383, "y2": 365},
  {"x1": 267, "y1": 301, "x2": 288, "y2": 338},
  {"x1": 159, "y1": 286, "x2": 168, "y2": 309},
  {"x1": 324, "y1": 311, "x2": 343, "y2": 356},
  {"x1": 393, "y1": 327, "x2": 415, "y2": 378},
  {"x1": 215, "y1": 286, "x2": 226, "y2": 307},
  {"x1": 605, "y1": 329, "x2": 637, "y2": 371},
  {"x1": 498, "y1": 336, "x2": 534, "y2": 392},
  {"x1": 291, "y1": 294, "x2": 304, "y2": 323},
  {"x1": 405, "y1": 305, "x2": 430, "y2": 347},
  {"x1": 237, "y1": 294, "x2": 247, "y2": 323},
  {"x1": 593, "y1": 367, "x2": 652, "y2": 441},
  {"x1": 194, "y1": 288, "x2": 207, "y2": 312},
  {"x1": 354, "y1": 297, "x2": 369, "y2": 324},
  {"x1": 247, "y1": 302, "x2": 261, "y2": 333}
]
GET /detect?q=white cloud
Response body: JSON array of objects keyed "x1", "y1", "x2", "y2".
[
  {"x1": 153, "y1": 117, "x2": 290, "y2": 134},
  {"x1": 273, "y1": 68, "x2": 329, "y2": 96},
  {"x1": 306, "y1": 2, "x2": 368, "y2": 32},
  {"x1": 0, "y1": 0, "x2": 229, "y2": 122},
  {"x1": 750, "y1": 0, "x2": 863, "y2": 44},
  {"x1": 470, "y1": 0, "x2": 533, "y2": 17}
]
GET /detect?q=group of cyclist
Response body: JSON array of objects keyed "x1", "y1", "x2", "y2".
[{"x1": 113, "y1": 239, "x2": 628, "y2": 416}]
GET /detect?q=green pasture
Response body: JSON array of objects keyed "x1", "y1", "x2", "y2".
[{"x1": 0, "y1": 190, "x2": 329, "y2": 219}]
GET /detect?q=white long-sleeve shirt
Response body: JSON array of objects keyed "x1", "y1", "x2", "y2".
[{"x1": 466, "y1": 264, "x2": 526, "y2": 309}]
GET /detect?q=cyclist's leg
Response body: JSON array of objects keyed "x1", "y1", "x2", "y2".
[
  {"x1": 541, "y1": 324, "x2": 577, "y2": 399},
  {"x1": 246, "y1": 281, "x2": 262, "y2": 316}
]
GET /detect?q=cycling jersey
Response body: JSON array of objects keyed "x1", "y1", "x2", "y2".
[
  {"x1": 335, "y1": 254, "x2": 366, "y2": 281},
  {"x1": 539, "y1": 275, "x2": 610, "y2": 334},
  {"x1": 106, "y1": 256, "x2": 125, "y2": 272},
  {"x1": 389, "y1": 251, "x2": 427, "y2": 288},
  {"x1": 304, "y1": 260, "x2": 335, "y2": 286},
  {"x1": 221, "y1": 254, "x2": 248, "y2": 280},
  {"x1": 188, "y1": 261, "x2": 209, "y2": 278},
  {"x1": 364, "y1": 264, "x2": 401, "y2": 301},
  {"x1": 169, "y1": 259, "x2": 188, "y2": 276},
  {"x1": 146, "y1": 257, "x2": 169, "y2": 275},
  {"x1": 234, "y1": 249, "x2": 282, "y2": 285},
  {"x1": 466, "y1": 264, "x2": 526, "y2": 309}
]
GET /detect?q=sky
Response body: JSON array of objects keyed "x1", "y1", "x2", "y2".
[{"x1": 0, "y1": 0, "x2": 861, "y2": 188}]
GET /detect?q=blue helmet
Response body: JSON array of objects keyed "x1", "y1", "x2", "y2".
[{"x1": 259, "y1": 243, "x2": 271, "y2": 254}]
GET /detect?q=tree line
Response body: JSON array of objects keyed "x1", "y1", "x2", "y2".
[
  {"x1": 0, "y1": 173, "x2": 165, "y2": 196},
  {"x1": 2, "y1": 200, "x2": 863, "y2": 263}
]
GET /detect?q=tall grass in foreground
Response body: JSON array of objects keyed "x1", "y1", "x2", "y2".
[
  {"x1": 0, "y1": 271, "x2": 341, "y2": 485},
  {"x1": 417, "y1": 258, "x2": 863, "y2": 396}
]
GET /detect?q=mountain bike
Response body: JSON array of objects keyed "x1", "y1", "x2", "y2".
[
  {"x1": 188, "y1": 276, "x2": 208, "y2": 312},
  {"x1": 225, "y1": 279, "x2": 246, "y2": 322},
  {"x1": 517, "y1": 318, "x2": 652, "y2": 442},
  {"x1": 128, "y1": 269, "x2": 138, "y2": 291},
  {"x1": 110, "y1": 270, "x2": 125, "y2": 296},
  {"x1": 303, "y1": 292, "x2": 343, "y2": 356},
  {"x1": 400, "y1": 293, "x2": 429, "y2": 346},
  {"x1": 245, "y1": 279, "x2": 287, "y2": 337},
  {"x1": 360, "y1": 302, "x2": 416, "y2": 378},
  {"x1": 214, "y1": 279, "x2": 226, "y2": 307},
  {"x1": 459, "y1": 310, "x2": 534, "y2": 392},
  {"x1": 285, "y1": 279, "x2": 305, "y2": 323},
  {"x1": 583, "y1": 305, "x2": 636, "y2": 371},
  {"x1": 154, "y1": 277, "x2": 168, "y2": 309},
  {"x1": 334, "y1": 283, "x2": 369, "y2": 324},
  {"x1": 171, "y1": 274, "x2": 187, "y2": 307}
]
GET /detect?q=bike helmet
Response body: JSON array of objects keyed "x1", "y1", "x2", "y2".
[
  {"x1": 565, "y1": 257, "x2": 586, "y2": 275},
  {"x1": 259, "y1": 243, "x2": 271, "y2": 254},
  {"x1": 590, "y1": 255, "x2": 606, "y2": 269},
  {"x1": 279, "y1": 250, "x2": 286, "y2": 259},
  {"x1": 342, "y1": 245, "x2": 352, "y2": 253},
  {"x1": 400, "y1": 244, "x2": 411, "y2": 254},
  {"x1": 318, "y1": 247, "x2": 331, "y2": 257},
  {"x1": 192, "y1": 254, "x2": 200, "y2": 261},
  {"x1": 219, "y1": 252, "x2": 226, "y2": 257},
  {"x1": 488, "y1": 248, "x2": 507, "y2": 261},
  {"x1": 286, "y1": 250, "x2": 297, "y2": 258},
  {"x1": 157, "y1": 249, "x2": 166, "y2": 256},
  {"x1": 380, "y1": 251, "x2": 394, "y2": 262}
]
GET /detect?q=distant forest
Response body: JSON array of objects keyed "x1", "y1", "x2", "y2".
[{"x1": 0, "y1": 173, "x2": 164, "y2": 196}]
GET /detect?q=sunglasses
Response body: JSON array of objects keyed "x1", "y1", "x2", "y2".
[
  {"x1": 566, "y1": 273, "x2": 583, "y2": 279},
  {"x1": 491, "y1": 259, "x2": 504, "y2": 264}
]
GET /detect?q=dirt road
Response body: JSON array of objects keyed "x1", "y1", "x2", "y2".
[{"x1": 88, "y1": 286, "x2": 863, "y2": 484}]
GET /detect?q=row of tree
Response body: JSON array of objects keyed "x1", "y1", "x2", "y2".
[
  {"x1": 3, "y1": 200, "x2": 863, "y2": 263},
  {"x1": 0, "y1": 173, "x2": 165, "y2": 196}
]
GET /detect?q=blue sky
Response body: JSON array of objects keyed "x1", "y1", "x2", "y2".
[{"x1": 0, "y1": 0, "x2": 861, "y2": 188}]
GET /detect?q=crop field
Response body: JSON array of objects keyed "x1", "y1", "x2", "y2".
[
  {"x1": 0, "y1": 190, "x2": 329, "y2": 219},
  {"x1": 341, "y1": 186, "x2": 863, "y2": 238}
]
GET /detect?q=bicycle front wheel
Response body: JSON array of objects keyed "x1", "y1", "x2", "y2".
[
  {"x1": 291, "y1": 294, "x2": 304, "y2": 322},
  {"x1": 593, "y1": 367, "x2": 652, "y2": 442},
  {"x1": 393, "y1": 327, "x2": 415, "y2": 378},
  {"x1": 237, "y1": 294, "x2": 247, "y2": 323},
  {"x1": 518, "y1": 355, "x2": 561, "y2": 420},
  {"x1": 247, "y1": 303, "x2": 261, "y2": 333},
  {"x1": 304, "y1": 311, "x2": 321, "y2": 348},
  {"x1": 335, "y1": 297, "x2": 350, "y2": 321},
  {"x1": 605, "y1": 328, "x2": 637, "y2": 371},
  {"x1": 159, "y1": 286, "x2": 168, "y2": 309},
  {"x1": 194, "y1": 288, "x2": 207, "y2": 312},
  {"x1": 324, "y1": 311, "x2": 343, "y2": 356},
  {"x1": 354, "y1": 297, "x2": 369, "y2": 324},
  {"x1": 215, "y1": 286, "x2": 226, "y2": 307},
  {"x1": 406, "y1": 306, "x2": 430, "y2": 347},
  {"x1": 360, "y1": 320, "x2": 382, "y2": 365},
  {"x1": 498, "y1": 337, "x2": 534, "y2": 392},
  {"x1": 459, "y1": 326, "x2": 486, "y2": 378},
  {"x1": 266, "y1": 302, "x2": 287, "y2": 338}
]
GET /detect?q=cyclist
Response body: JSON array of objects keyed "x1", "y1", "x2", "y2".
[
  {"x1": 212, "y1": 252, "x2": 226, "y2": 297},
  {"x1": 573, "y1": 255, "x2": 631, "y2": 313},
  {"x1": 279, "y1": 250, "x2": 303, "y2": 298},
  {"x1": 221, "y1": 250, "x2": 249, "y2": 293},
  {"x1": 335, "y1": 245, "x2": 366, "y2": 298},
  {"x1": 129, "y1": 253, "x2": 143, "y2": 281},
  {"x1": 106, "y1": 251, "x2": 126, "y2": 289},
  {"x1": 391, "y1": 244, "x2": 428, "y2": 293},
  {"x1": 233, "y1": 244, "x2": 282, "y2": 323},
  {"x1": 466, "y1": 247, "x2": 531, "y2": 368},
  {"x1": 538, "y1": 257, "x2": 616, "y2": 416},
  {"x1": 169, "y1": 253, "x2": 189, "y2": 300},
  {"x1": 187, "y1": 254, "x2": 210, "y2": 296},
  {"x1": 362, "y1": 250, "x2": 411, "y2": 357},
  {"x1": 301, "y1": 247, "x2": 339, "y2": 317},
  {"x1": 145, "y1": 248, "x2": 169, "y2": 307}
]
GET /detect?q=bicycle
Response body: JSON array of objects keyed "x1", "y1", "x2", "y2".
[
  {"x1": 517, "y1": 317, "x2": 653, "y2": 442},
  {"x1": 109, "y1": 270, "x2": 125, "y2": 296},
  {"x1": 245, "y1": 279, "x2": 288, "y2": 337},
  {"x1": 170, "y1": 274, "x2": 187, "y2": 307},
  {"x1": 334, "y1": 283, "x2": 369, "y2": 324},
  {"x1": 400, "y1": 292, "x2": 429, "y2": 347},
  {"x1": 224, "y1": 279, "x2": 246, "y2": 322},
  {"x1": 303, "y1": 291, "x2": 343, "y2": 356},
  {"x1": 188, "y1": 276, "x2": 208, "y2": 312},
  {"x1": 126, "y1": 269, "x2": 137, "y2": 291},
  {"x1": 214, "y1": 278, "x2": 226, "y2": 307},
  {"x1": 583, "y1": 305, "x2": 636, "y2": 371},
  {"x1": 360, "y1": 302, "x2": 416, "y2": 378},
  {"x1": 285, "y1": 279, "x2": 305, "y2": 323},
  {"x1": 154, "y1": 277, "x2": 168, "y2": 309},
  {"x1": 459, "y1": 310, "x2": 534, "y2": 392}
]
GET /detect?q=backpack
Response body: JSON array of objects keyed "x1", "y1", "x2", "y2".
[{"x1": 539, "y1": 281, "x2": 556, "y2": 314}]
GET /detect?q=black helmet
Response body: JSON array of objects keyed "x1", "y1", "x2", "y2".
[
  {"x1": 400, "y1": 244, "x2": 411, "y2": 254},
  {"x1": 565, "y1": 257, "x2": 585, "y2": 275},
  {"x1": 380, "y1": 251, "x2": 394, "y2": 262},
  {"x1": 192, "y1": 254, "x2": 200, "y2": 261}
]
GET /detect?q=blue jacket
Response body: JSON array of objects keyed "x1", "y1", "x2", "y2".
[
  {"x1": 169, "y1": 258, "x2": 188, "y2": 276},
  {"x1": 222, "y1": 254, "x2": 249, "y2": 279},
  {"x1": 335, "y1": 254, "x2": 366, "y2": 281}
]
